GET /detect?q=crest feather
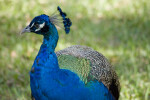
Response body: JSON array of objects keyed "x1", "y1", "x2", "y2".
[{"x1": 49, "y1": 6, "x2": 72, "y2": 34}]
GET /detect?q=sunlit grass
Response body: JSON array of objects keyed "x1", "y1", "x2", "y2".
[{"x1": 0, "y1": 0, "x2": 150, "y2": 100}]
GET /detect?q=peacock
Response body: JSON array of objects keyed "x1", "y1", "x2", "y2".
[{"x1": 21, "y1": 6, "x2": 120, "y2": 100}]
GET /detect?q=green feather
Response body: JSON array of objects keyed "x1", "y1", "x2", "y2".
[{"x1": 57, "y1": 54, "x2": 91, "y2": 83}]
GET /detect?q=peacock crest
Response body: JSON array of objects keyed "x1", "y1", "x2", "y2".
[{"x1": 49, "y1": 6, "x2": 72, "y2": 34}]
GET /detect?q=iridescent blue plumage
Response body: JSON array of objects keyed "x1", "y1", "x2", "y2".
[{"x1": 21, "y1": 6, "x2": 116, "y2": 100}]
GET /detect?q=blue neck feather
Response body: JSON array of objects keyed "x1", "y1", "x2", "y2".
[
  {"x1": 33, "y1": 24, "x2": 59, "y2": 69},
  {"x1": 42, "y1": 25, "x2": 58, "y2": 53}
]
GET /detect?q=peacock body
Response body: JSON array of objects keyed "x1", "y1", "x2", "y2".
[
  {"x1": 21, "y1": 6, "x2": 120, "y2": 100},
  {"x1": 56, "y1": 45, "x2": 120, "y2": 99}
]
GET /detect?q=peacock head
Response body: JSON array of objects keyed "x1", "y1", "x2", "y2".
[{"x1": 20, "y1": 6, "x2": 72, "y2": 35}]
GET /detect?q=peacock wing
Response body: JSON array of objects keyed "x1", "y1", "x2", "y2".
[{"x1": 56, "y1": 45, "x2": 120, "y2": 100}]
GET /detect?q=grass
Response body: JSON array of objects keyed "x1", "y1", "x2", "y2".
[{"x1": 0, "y1": 0, "x2": 150, "y2": 100}]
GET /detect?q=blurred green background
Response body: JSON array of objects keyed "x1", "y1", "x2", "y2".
[{"x1": 0, "y1": 0, "x2": 150, "y2": 100}]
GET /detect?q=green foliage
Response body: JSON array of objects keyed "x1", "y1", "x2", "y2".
[{"x1": 0, "y1": 0, "x2": 149, "y2": 100}]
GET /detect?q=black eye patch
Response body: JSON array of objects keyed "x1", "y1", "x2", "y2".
[
  {"x1": 41, "y1": 24, "x2": 49, "y2": 33},
  {"x1": 34, "y1": 23, "x2": 39, "y2": 28}
]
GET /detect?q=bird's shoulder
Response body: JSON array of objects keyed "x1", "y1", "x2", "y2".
[{"x1": 56, "y1": 45, "x2": 97, "y2": 84}]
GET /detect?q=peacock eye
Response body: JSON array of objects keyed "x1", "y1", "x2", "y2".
[{"x1": 34, "y1": 23, "x2": 39, "y2": 28}]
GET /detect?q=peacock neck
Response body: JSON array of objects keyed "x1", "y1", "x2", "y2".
[
  {"x1": 42, "y1": 31, "x2": 58, "y2": 53},
  {"x1": 33, "y1": 26, "x2": 59, "y2": 69}
]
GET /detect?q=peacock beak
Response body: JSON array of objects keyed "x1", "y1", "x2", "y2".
[{"x1": 20, "y1": 25, "x2": 31, "y2": 34}]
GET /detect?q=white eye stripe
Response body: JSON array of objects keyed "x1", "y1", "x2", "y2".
[
  {"x1": 35, "y1": 22, "x2": 45, "y2": 32},
  {"x1": 30, "y1": 23, "x2": 35, "y2": 28}
]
